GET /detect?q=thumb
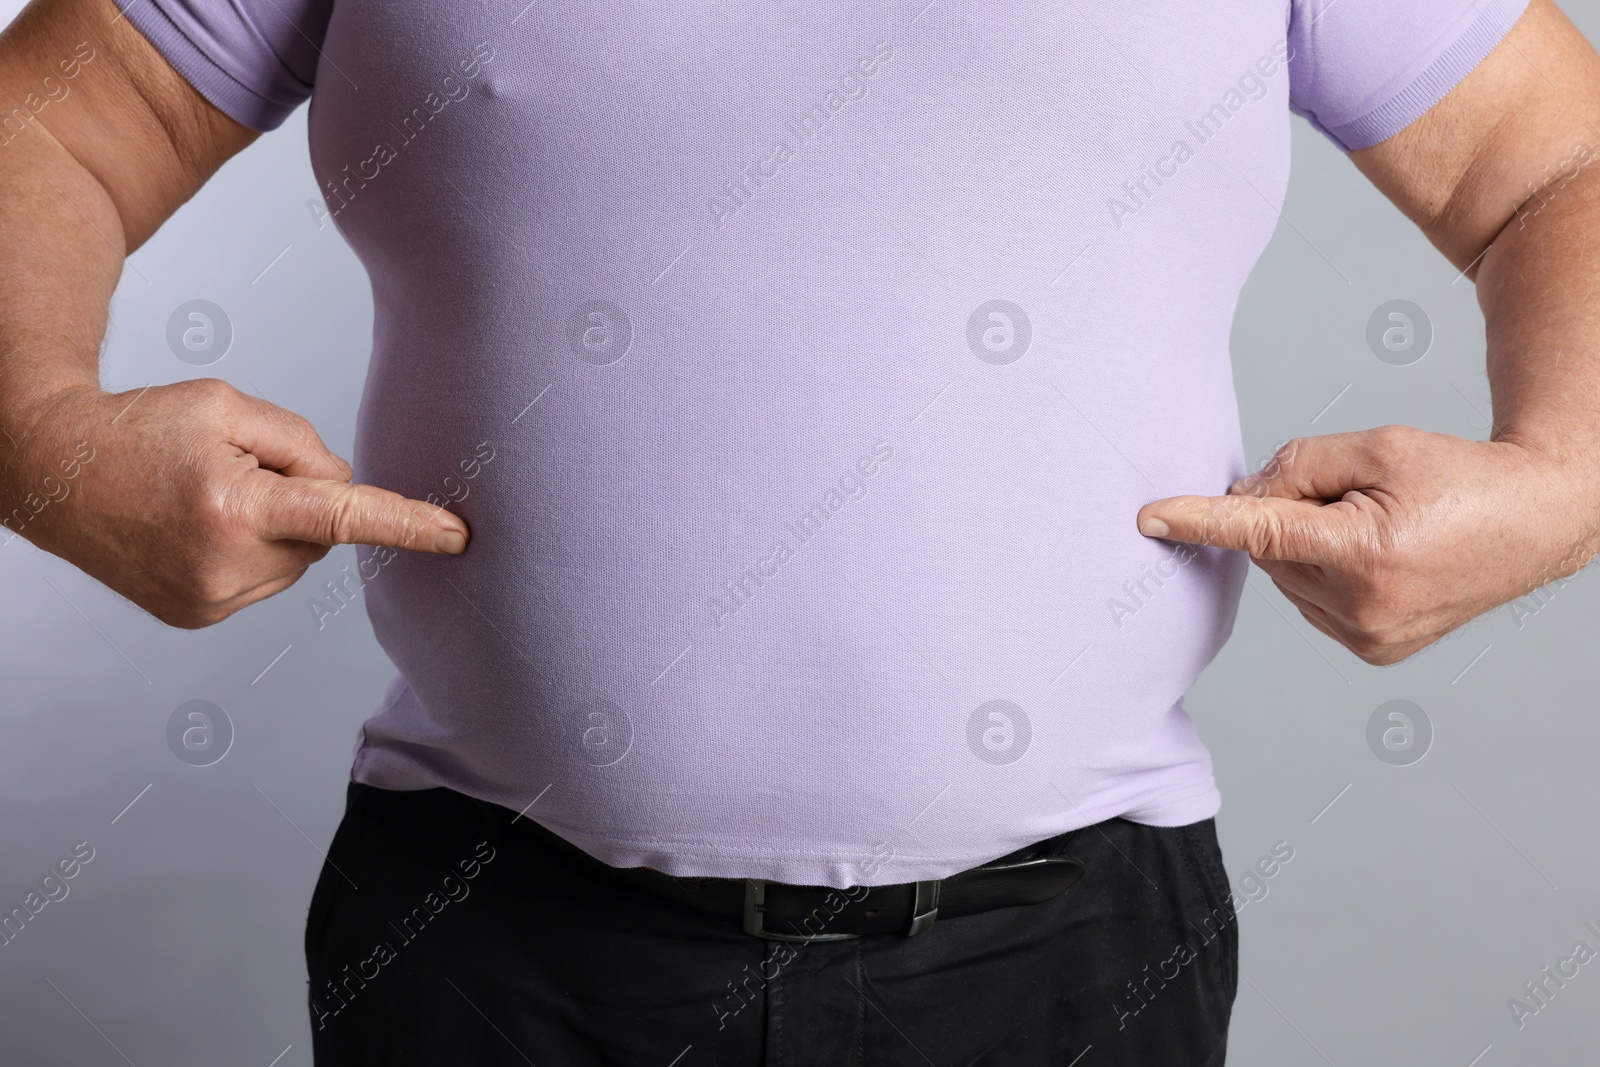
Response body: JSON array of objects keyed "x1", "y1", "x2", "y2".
[
  {"x1": 253, "y1": 475, "x2": 468, "y2": 554},
  {"x1": 1229, "y1": 431, "x2": 1383, "y2": 502},
  {"x1": 1136, "y1": 492, "x2": 1349, "y2": 563},
  {"x1": 228, "y1": 393, "x2": 354, "y2": 482}
]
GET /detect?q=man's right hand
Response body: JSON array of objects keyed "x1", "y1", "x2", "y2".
[
  {"x1": 0, "y1": 0, "x2": 471, "y2": 629},
  {"x1": 2, "y1": 379, "x2": 468, "y2": 629}
]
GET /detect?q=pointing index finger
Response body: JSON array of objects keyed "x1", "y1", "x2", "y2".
[
  {"x1": 1136, "y1": 492, "x2": 1339, "y2": 563},
  {"x1": 255, "y1": 475, "x2": 469, "y2": 554}
]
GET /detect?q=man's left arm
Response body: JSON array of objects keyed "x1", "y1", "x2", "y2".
[{"x1": 1137, "y1": 0, "x2": 1600, "y2": 664}]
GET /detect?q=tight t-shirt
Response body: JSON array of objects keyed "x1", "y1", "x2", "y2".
[{"x1": 124, "y1": 0, "x2": 1527, "y2": 887}]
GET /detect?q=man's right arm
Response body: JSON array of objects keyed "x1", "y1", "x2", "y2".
[{"x1": 0, "y1": 0, "x2": 467, "y2": 630}]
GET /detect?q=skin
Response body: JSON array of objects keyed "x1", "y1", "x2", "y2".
[
  {"x1": 1137, "y1": 0, "x2": 1600, "y2": 665},
  {"x1": 0, "y1": 0, "x2": 467, "y2": 630},
  {"x1": 0, "y1": 0, "x2": 1590, "y2": 659}
]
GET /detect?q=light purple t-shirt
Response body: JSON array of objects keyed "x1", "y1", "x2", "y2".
[{"x1": 125, "y1": 0, "x2": 1527, "y2": 887}]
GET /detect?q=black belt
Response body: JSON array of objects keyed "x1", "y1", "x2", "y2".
[{"x1": 509, "y1": 811, "x2": 1088, "y2": 942}]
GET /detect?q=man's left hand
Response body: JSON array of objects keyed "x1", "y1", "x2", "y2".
[{"x1": 1135, "y1": 425, "x2": 1600, "y2": 665}]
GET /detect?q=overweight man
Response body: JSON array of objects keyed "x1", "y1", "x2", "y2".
[{"x1": 3, "y1": 0, "x2": 1599, "y2": 1061}]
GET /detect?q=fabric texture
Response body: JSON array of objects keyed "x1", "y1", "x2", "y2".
[
  {"x1": 1287, "y1": 0, "x2": 1530, "y2": 149},
  {"x1": 118, "y1": 0, "x2": 332, "y2": 130},
  {"x1": 122, "y1": 0, "x2": 1528, "y2": 886},
  {"x1": 306, "y1": 782, "x2": 1239, "y2": 1066}
]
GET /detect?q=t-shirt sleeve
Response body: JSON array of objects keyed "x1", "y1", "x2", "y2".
[
  {"x1": 117, "y1": 0, "x2": 336, "y2": 131},
  {"x1": 1287, "y1": 0, "x2": 1531, "y2": 151}
]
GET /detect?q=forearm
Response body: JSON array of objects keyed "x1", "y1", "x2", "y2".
[
  {"x1": 0, "y1": 125, "x2": 125, "y2": 548},
  {"x1": 0, "y1": 0, "x2": 256, "y2": 518},
  {"x1": 1477, "y1": 150, "x2": 1600, "y2": 454},
  {"x1": 1473, "y1": 148, "x2": 1600, "y2": 563},
  {"x1": 0, "y1": 4, "x2": 139, "y2": 487},
  {"x1": 0, "y1": 117, "x2": 120, "y2": 437},
  {"x1": 1345, "y1": 4, "x2": 1600, "y2": 510}
]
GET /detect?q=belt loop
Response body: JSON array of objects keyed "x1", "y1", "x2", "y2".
[{"x1": 905, "y1": 879, "x2": 941, "y2": 936}]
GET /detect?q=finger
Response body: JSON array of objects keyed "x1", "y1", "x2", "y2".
[
  {"x1": 193, "y1": 540, "x2": 330, "y2": 615},
  {"x1": 1136, "y1": 492, "x2": 1356, "y2": 563},
  {"x1": 256, "y1": 537, "x2": 333, "y2": 576},
  {"x1": 253, "y1": 474, "x2": 468, "y2": 554},
  {"x1": 212, "y1": 546, "x2": 330, "y2": 616},
  {"x1": 1272, "y1": 574, "x2": 1440, "y2": 665},
  {"x1": 177, "y1": 559, "x2": 324, "y2": 628},
  {"x1": 1228, "y1": 430, "x2": 1387, "y2": 502},
  {"x1": 1250, "y1": 555, "x2": 1325, "y2": 603},
  {"x1": 1266, "y1": 574, "x2": 1350, "y2": 645},
  {"x1": 227, "y1": 393, "x2": 354, "y2": 481}
]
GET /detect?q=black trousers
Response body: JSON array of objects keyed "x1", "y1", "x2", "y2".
[{"x1": 307, "y1": 783, "x2": 1238, "y2": 1066}]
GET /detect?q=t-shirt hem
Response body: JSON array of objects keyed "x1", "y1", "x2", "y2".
[
  {"x1": 1106, "y1": 778, "x2": 1222, "y2": 827},
  {"x1": 349, "y1": 775, "x2": 1224, "y2": 889},
  {"x1": 349, "y1": 676, "x2": 412, "y2": 782},
  {"x1": 117, "y1": 0, "x2": 302, "y2": 132},
  {"x1": 1325, "y1": 0, "x2": 1530, "y2": 151}
]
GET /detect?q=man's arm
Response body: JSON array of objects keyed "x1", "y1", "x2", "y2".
[
  {"x1": 1355, "y1": 0, "x2": 1600, "y2": 467},
  {"x1": 0, "y1": 0, "x2": 467, "y2": 629},
  {"x1": 1136, "y1": 0, "x2": 1600, "y2": 664}
]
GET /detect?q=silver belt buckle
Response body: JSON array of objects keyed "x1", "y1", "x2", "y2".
[
  {"x1": 742, "y1": 879, "x2": 861, "y2": 942},
  {"x1": 741, "y1": 878, "x2": 942, "y2": 941}
]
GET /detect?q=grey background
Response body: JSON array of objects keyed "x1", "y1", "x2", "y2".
[{"x1": 3, "y1": 2, "x2": 1599, "y2": 1064}]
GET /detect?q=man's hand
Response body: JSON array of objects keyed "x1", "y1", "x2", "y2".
[
  {"x1": 1, "y1": 379, "x2": 468, "y2": 629},
  {"x1": 1131, "y1": 0, "x2": 1600, "y2": 667},
  {"x1": 1135, "y1": 426, "x2": 1600, "y2": 665},
  {"x1": 0, "y1": 0, "x2": 472, "y2": 630}
]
